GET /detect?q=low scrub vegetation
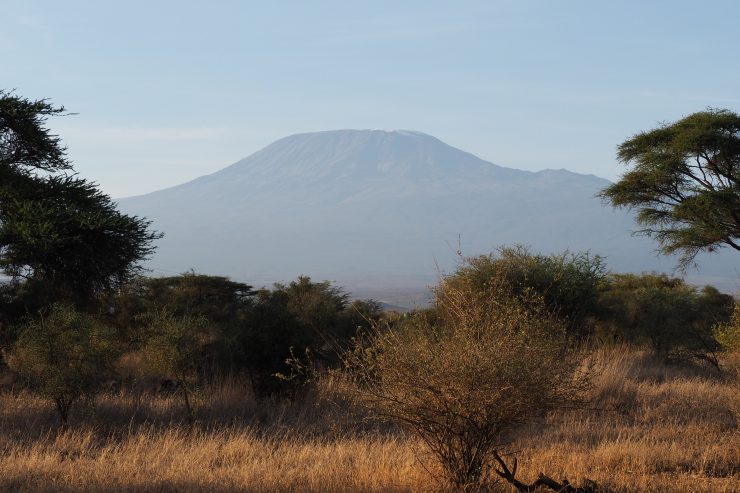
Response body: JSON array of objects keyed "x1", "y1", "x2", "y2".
[
  {"x1": 596, "y1": 273, "x2": 732, "y2": 364},
  {"x1": 0, "y1": 247, "x2": 738, "y2": 492},
  {"x1": 452, "y1": 245, "x2": 607, "y2": 337}
]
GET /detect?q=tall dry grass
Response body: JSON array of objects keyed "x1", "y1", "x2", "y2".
[
  {"x1": 0, "y1": 346, "x2": 738, "y2": 492},
  {"x1": 512, "y1": 347, "x2": 740, "y2": 492}
]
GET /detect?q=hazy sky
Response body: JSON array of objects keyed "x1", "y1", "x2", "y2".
[{"x1": 3, "y1": 1, "x2": 740, "y2": 198}]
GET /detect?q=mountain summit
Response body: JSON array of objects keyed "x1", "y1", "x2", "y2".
[
  {"x1": 118, "y1": 130, "x2": 736, "y2": 299},
  {"x1": 138, "y1": 130, "x2": 537, "y2": 203},
  {"x1": 210, "y1": 129, "x2": 527, "y2": 183}
]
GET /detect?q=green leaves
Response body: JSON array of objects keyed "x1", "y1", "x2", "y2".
[
  {"x1": 138, "y1": 308, "x2": 209, "y2": 425},
  {"x1": 596, "y1": 273, "x2": 733, "y2": 359},
  {"x1": 0, "y1": 173, "x2": 161, "y2": 300},
  {"x1": 449, "y1": 246, "x2": 607, "y2": 337},
  {"x1": 602, "y1": 109, "x2": 740, "y2": 268},
  {"x1": 714, "y1": 302, "x2": 740, "y2": 352},
  {"x1": 140, "y1": 308, "x2": 207, "y2": 380}
]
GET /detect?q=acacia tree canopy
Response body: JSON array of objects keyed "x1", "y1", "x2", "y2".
[
  {"x1": 0, "y1": 90, "x2": 70, "y2": 174},
  {"x1": 600, "y1": 109, "x2": 740, "y2": 268},
  {"x1": 0, "y1": 91, "x2": 161, "y2": 302}
]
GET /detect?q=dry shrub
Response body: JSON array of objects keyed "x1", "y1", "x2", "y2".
[{"x1": 343, "y1": 272, "x2": 588, "y2": 490}]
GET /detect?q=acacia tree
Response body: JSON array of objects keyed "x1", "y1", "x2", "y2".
[
  {"x1": 0, "y1": 91, "x2": 70, "y2": 173},
  {"x1": 600, "y1": 109, "x2": 740, "y2": 268},
  {"x1": 0, "y1": 91, "x2": 161, "y2": 305}
]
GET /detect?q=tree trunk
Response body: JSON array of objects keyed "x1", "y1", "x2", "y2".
[
  {"x1": 179, "y1": 376, "x2": 194, "y2": 429},
  {"x1": 54, "y1": 396, "x2": 70, "y2": 428}
]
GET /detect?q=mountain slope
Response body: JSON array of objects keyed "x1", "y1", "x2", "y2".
[{"x1": 118, "y1": 130, "x2": 738, "y2": 297}]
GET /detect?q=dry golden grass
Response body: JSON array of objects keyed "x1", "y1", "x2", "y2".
[
  {"x1": 511, "y1": 348, "x2": 740, "y2": 492},
  {"x1": 0, "y1": 347, "x2": 738, "y2": 492},
  {"x1": 0, "y1": 427, "x2": 429, "y2": 492}
]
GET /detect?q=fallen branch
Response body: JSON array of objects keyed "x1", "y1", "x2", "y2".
[{"x1": 492, "y1": 451, "x2": 598, "y2": 492}]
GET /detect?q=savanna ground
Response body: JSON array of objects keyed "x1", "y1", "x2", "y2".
[{"x1": 0, "y1": 347, "x2": 738, "y2": 493}]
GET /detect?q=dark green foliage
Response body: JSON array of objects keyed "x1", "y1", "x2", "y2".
[
  {"x1": 596, "y1": 273, "x2": 733, "y2": 360},
  {"x1": 0, "y1": 175, "x2": 161, "y2": 301},
  {"x1": 141, "y1": 273, "x2": 253, "y2": 321},
  {"x1": 0, "y1": 90, "x2": 70, "y2": 173},
  {"x1": 277, "y1": 276, "x2": 351, "y2": 342},
  {"x1": 109, "y1": 274, "x2": 380, "y2": 396},
  {"x1": 0, "y1": 278, "x2": 58, "y2": 346},
  {"x1": 241, "y1": 287, "x2": 310, "y2": 395},
  {"x1": 110, "y1": 273, "x2": 253, "y2": 372},
  {"x1": 242, "y1": 276, "x2": 381, "y2": 395},
  {"x1": 449, "y1": 246, "x2": 607, "y2": 336},
  {"x1": 0, "y1": 91, "x2": 161, "y2": 305},
  {"x1": 343, "y1": 299, "x2": 385, "y2": 339},
  {"x1": 6, "y1": 304, "x2": 119, "y2": 425},
  {"x1": 601, "y1": 109, "x2": 740, "y2": 268}
]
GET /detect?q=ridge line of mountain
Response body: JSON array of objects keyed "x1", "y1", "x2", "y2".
[{"x1": 117, "y1": 129, "x2": 610, "y2": 201}]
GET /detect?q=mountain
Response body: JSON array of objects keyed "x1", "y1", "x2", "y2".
[{"x1": 118, "y1": 130, "x2": 738, "y2": 303}]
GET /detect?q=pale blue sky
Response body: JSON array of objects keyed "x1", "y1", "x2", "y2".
[{"x1": 3, "y1": 0, "x2": 739, "y2": 197}]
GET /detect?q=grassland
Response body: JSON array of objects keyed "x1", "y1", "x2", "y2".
[{"x1": 0, "y1": 347, "x2": 738, "y2": 492}]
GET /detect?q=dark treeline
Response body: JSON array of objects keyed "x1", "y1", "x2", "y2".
[
  {"x1": 1, "y1": 274, "x2": 382, "y2": 390},
  {"x1": 450, "y1": 246, "x2": 736, "y2": 363},
  {"x1": 2, "y1": 248, "x2": 736, "y2": 413}
]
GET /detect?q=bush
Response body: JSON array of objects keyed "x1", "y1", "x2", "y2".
[
  {"x1": 109, "y1": 274, "x2": 380, "y2": 396},
  {"x1": 140, "y1": 309, "x2": 208, "y2": 426},
  {"x1": 109, "y1": 273, "x2": 253, "y2": 373},
  {"x1": 714, "y1": 302, "x2": 740, "y2": 353},
  {"x1": 243, "y1": 276, "x2": 381, "y2": 395},
  {"x1": 6, "y1": 304, "x2": 119, "y2": 425},
  {"x1": 597, "y1": 273, "x2": 733, "y2": 361},
  {"x1": 343, "y1": 268, "x2": 587, "y2": 490},
  {"x1": 451, "y1": 245, "x2": 607, "y2": 337}
]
